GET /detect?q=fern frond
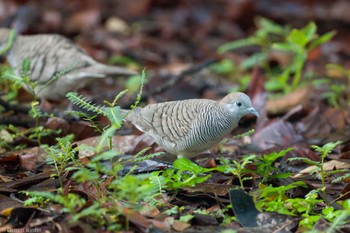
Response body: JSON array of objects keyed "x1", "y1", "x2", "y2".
[
  {"x1": 21, "y1": 191, "x2": 58, "y2": 204},
  {"x1": 113, "y1": 89, "x2": 128, "y2": 105},
  {"x1": 218, "y1": 37, "x2": 259, "y2": 54},
  {"x1": 28, "y1": 101, "x2": 50, "y2": 118},
  {"x1": 66, "y1": 110, "x2": 101, "y2": 133},
  {"x1": 21, "y1": 59, "x2": 31, "y2": 77},
  {"x1": 134, "y1": 152, "x2": 166, "y2": 163},
  {"x1": 91, "y1": 150, "x2": 123, "y2": 163},
  {"x1": 332, "y1": 173, "x2": 350, "y2": 183},
  {"x1": 66, "y1": 92, "x2": 105, "y2": 115},
  {"x1": 255, "y1": 17, "x2": 287, "y2": 35},
  {"x1": 130, "y1": 69, "x2": 146, "y2": 110},
  {"x1": 66, "y1": 110, "x2": 94, "y2": 120},
  {"x1": 240, "y1": 52, "x2": 268, "y2": 70}
]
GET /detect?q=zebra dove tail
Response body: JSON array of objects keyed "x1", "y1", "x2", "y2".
[{"x1": 91, "y1": 63, "x2": 138, "y2": 77}]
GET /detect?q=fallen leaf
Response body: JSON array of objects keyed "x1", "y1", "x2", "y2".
[
  {"x1": 251, "y1": 119, "x2": 304, "y2": 151},
  {"x1": 292, "y1": 160, "x2": 350, "y2": 178},
  {"x1": 266, "y1": 87, "x2": 310, "y2": 115},
  {"x1": 172, "y1": 220, "x2": 191, "y2": 231},
  {"x1": 18, "y1": 147, "x2": 39, "y2": 171}
]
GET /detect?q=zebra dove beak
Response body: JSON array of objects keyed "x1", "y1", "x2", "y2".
[{"x1": 248, "y1": 107, "x2": 260, "y2": 118}]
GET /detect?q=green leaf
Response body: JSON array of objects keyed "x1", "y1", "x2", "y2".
[
  {"x1": 272, "y1": 42, "x2": 294, "y2": 52},
  {"x1": 311, "y1": 141, "x2": 342, "y2": 158},
  {"x1": 192, "y1": 174, "x2": 211, "y2": 184},
  {"x1": 262, "y1": 148, "x2": 293, "y2": 163},
  {"x1": 72, "y1": 168, "x2": 100, "y2": 182},
  {"x1": 343, "y1": 199, "x2": 350, "y2": 209},
  {"x1": 302, "y1": 22, "x2": 316, "y2": 41},
  {"x1": 0, "y1": 29, "x2": 16, "y2": 55},
  {"x1": 179, "y1": 214, "x2": 194, "y2": 223},
  {"x1": 255, "y1": 17, "x2": 285, "y2": 35},
  {"x1": 130, "y1": 69, "x2": 146, "y2": 110},
  {"x1": 125, "y1": 75, "x2": 142, "y2": 94},
  {"x1": 91, "y1": 150, "x2": 122, "y2": 162},
  {"x1": 270, "y1": 172, "x2": 293, "y2": 179},
  {"x1": 173, "y1": 157, "x2": 202, "y2": 173},
  {"x1": 104, "y1": 106, "x2": 122, "y2": 127},
  {"x1": 108, "y1": 56, "x2": 139, "y2": 66},
  {"x1": 96, "y1": 126, "x2": 118, "y2": 153},
  {"x1": 288, "y1": 157, "x2": 321, "y2": 166},
  {"x1": 21, "y1": 59, "x2": 31, "y2": 74},
  {"x1": 308, "y1": 31, "x2": 336, "y2": 51},
  {"x1": 264, "y1": 79, "x2": 285, "y2": 92},
  {"x1": 209, "y1": 59, "x2": 236, "y2": 74},
  {"x1": 66, "y1": 92, "x2": 105, "y2": 115},
  {"x1": 2, "y1": 69, "x2": 22, "y2": 83},
  {"x1": 71, "y1": 202, "x2": 105, "y2": 223},
  {"x1": 240, "y1": 52, "x2": 268, "y2": 70},
  {"x1": 217, "y1": 37, "x2": 259, "y2": 54},
  {"x1": 288, "y1": 29, "x2": 308, "y2": 47}
]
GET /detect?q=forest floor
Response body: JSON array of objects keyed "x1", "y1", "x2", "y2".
[{"x1": 1, "y1": 1, "x2": 350, "y2": 232}]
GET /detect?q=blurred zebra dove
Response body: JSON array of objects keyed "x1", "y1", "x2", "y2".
[
  {"x1": 0, "y1": 28, "x2": 137, "y2": 100},
  {"x1": 121, "y1": 92, "x2": 259, "y2": 158}
]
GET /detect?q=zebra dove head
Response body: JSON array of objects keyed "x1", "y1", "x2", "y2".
[{"x1": 220, "y1": 92, "x2": 259, "y2": 119}]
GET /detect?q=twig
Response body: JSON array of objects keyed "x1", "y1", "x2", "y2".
[
  {"x1": 0, "y1": 98, "x2": 30, "y2": 114},
  {"x1": 0, "y1": 114, "x2": 36, "y2": 127}
]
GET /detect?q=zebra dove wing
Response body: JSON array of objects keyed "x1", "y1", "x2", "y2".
[
  {"x1": 9, "y1": 34, "x2": 95, "y2": 84},
  {"x1": 128, "y1": 100, "x2": 204, "y2": 143}
]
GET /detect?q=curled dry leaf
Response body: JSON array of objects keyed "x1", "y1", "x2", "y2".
[
  {"x1": 266, "y1": 87, "x2": 310, "y2": 115},
  {"x1": 292, "y1": 160, "x2": 350, "y2": 178}
]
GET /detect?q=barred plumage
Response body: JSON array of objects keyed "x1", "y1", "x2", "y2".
[
  {"x1": 0, "y1": 28, "x2": 137, "y2": 100},
  {"x1": 121, "y1": 92, "x2": 259, "y2": 157}
]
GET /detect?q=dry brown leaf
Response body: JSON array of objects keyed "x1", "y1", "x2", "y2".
[
  {"x1": 75, "y1": 134, "x2": 149, "y2": 158},
  {"x1": 0, "y1": 194, "x2": 22, "y2": 213},
  {"x1": 0, "y1": 175, "x2": 13, "y2": 182},
  {"x1": 18, "y1": 147, "x2": 39, "y2": 171},
  {"x1": 292, "y1": 160, "x2": 350, "y2": 178},
  {"x1": 266, "y1": 87, "x2": 310, "y2": 115},
  {"x1": 172, "y1": 220, "x2": 191, "y2": 232},
  {"x1": 251, "y1": 119, "x2": 303, "y2": 151},
  {"x1": 148, "y1": 219, "x2": 172, "y2": 231}
]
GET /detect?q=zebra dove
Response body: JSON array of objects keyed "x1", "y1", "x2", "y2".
[
  {"x1": 121, "y1": 92, "x2": 259, "y2": 157},
  {"x1": 0, "y1": 28, "x2": 137, "y2": 100}
]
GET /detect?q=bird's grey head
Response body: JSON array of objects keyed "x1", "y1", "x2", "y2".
[
  {"x1": 0, "y1": 28, "x2": 14, "y2": 51},
  {"x1": 219, "y1": 92, "x2": 260, "y2": 118}
]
